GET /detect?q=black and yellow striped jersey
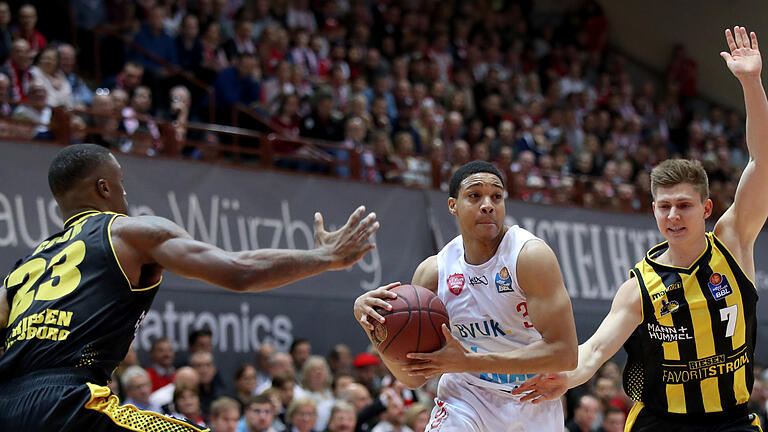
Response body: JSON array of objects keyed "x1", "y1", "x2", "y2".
[
  {"x1": 0, "y1": 211, "x2": 160, "y2": 383},
  {"x1": 623, "y1": 232, "x2": 757, "y2": 418}
]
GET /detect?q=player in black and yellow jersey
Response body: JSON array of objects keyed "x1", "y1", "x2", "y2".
[
  {"x1": 513, "y1": 26, "x2": 768, "y2": 432},
  {"x1": 0, "y1": 144, "x2": 379, "y2": 431}
]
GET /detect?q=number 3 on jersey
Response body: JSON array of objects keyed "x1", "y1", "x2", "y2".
[
  {"x1": 516, "y1": 301, "x2": 534, "y2": 328},
  {"x1": 6, "y1": 240, "x2": 86, "y2": 325}
]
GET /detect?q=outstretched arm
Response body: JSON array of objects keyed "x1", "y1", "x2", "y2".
[
  {"x1": 512, "y1": 277, "x2": 642, "y2": 402},
  {"x1": 716, "y1": 26, "x2": 768, "y2": 270},
  {"x1": 404, "y1": 240, "x2": 578, "y2": 377},
  {"x1": 116, "y1": 206, "x2": 378, "y2": 292}
]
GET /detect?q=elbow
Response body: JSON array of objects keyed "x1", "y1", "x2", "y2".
[{"x1": 558, "y1": 342, "x2": 579, "y2": 371}]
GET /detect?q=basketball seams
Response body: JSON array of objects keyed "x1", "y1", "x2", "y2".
[
  {"x1": 414, "y1": 285, "x2": 422, "y2": 353},
  {"x1": 427, "y1": 296, "x2": 448, "y2": 346},
  {"x1": 379, "y1": 294, "x2": 413, "y2": 356}
]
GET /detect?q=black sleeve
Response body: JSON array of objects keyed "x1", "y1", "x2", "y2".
[{"x1": 355, "y1": 398, "x2": 386, "y2": 432}]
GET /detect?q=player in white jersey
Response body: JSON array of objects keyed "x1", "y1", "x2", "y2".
[{"x1": 353, "y1": 161, "x2": 578, "y2": 432}]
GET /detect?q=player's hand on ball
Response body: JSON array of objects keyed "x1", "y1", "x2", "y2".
[
  {"x1": 510, "y1": 372, "x2": 568, "y2": 403},
  {"x1": 402, "y1": 324, "x2": 469, "y2": 378},
  {"x1": 354, "y1": 282, "x2": 400, "y2": 331},
  {"x1": 314, "y1": 206, "x2": 379, "y2": 270}
]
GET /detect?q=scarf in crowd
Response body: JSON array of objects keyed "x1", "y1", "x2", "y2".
[{"x1": 5, "y1": 60, "x2": 29, "y2": 103}]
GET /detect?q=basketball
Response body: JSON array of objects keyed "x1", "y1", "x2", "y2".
[{"x1": 371, "y1": 284, "x2": 450, "y2": 363}]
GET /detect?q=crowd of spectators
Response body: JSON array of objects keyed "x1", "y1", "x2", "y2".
[
  {"x1": 115, "y1": 328, "x2": 661, "y2": 432},
  {"x1": 0, "y1": 0, "x2": 741, "y2": 217}
]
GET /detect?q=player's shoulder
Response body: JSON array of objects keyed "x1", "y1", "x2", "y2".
[
  {"x1": 412, "y1": 255, "x2": 438, "y2": 293},
  {"x1": 110, "y1": 215, "x2": 190, "y2": 244}
]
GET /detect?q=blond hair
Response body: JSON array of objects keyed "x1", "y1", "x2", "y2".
[{"x1": 650, "y1": 159, "x2": 709, "y2": 201}]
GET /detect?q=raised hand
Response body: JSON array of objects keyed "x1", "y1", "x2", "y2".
[
  {"x1": 402, "y1": 324, "x2": 470, "y2": 378},
  {"x1": 354, "y1": 282, "x2": 400, "y2": 331},
  {"x1": 510, "y1": 372, "x2": 568, "y2": 404},
  {"x1": 314, "y1": 206, "x2": 379, "y2": 270},
  {"x1": 721, "y1": 26, "x2": 762, "y2": 79}
]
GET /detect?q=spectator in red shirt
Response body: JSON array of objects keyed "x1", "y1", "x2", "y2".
[
  {"x1": 146, "y1": 338, "x2": 176, "y2": 391},
  {"x1": 15, "y1": 4, "x2": 45, "y2": 57},
  {"x1": 1, "y1": 38, "x2": 31, "y2": 103}
]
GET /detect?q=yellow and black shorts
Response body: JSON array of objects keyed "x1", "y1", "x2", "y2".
[
  {"x1": 0, "y1": 369, "x2": 209, "y2": 432},
  {"x1": 625, "y1": 402, "x2": 762, "y2": 432}
]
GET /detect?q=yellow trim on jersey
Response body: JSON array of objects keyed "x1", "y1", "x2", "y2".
[
  {"x1": 107, "y1": 214, "x2": 162, "y2": 293},
  {"x1": 84, "y1": 383, "x2": 209, "y2": 432},
  {"x1": 710, "y1": 232, "x2": 757, "y2": 287},
  {"x1": 63, "y1": 210, "x2": 101, "y2": 228},
  {"x1": 624, "y1": 402, "x2": 644, "y2": 432},
  {"x1": 645, "y1": 238, "x2": 710, "y2": 271},
  {"x1": 752, "y1": 412, "x2": 763, "y2": 431}
]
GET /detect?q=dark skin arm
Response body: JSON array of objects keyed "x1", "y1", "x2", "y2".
[{"x1": 111, "y1": 206, "x2": 379, "y2": 292}]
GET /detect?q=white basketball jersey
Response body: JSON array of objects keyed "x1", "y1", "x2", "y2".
[{"x1": 436, "y1": 225, "x2": 543, "y2": 392}]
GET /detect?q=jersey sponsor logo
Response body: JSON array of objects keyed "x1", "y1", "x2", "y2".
[
  {"x1": 453, "y1": 319, "x2": 511, "y2": 339},
  {"x1": 661, "y1": 351, "x2": 749, "y2": 384},
  {"x1": 651, "y1": 281, "x2": 683, "y2": 300},
  {"x1": 447, "y1": 273, "x2": 465, "y2": 295},
  {"x1": 495, "y1": 266, "x2": 513, "y2": 293},
  {"x1": 647, "y1": 322, "x2": 692, "y2": 342},
  {"x1": 470, "y1": 347, "x2": 536, "y2": 386},
  {"x1": 659, "y1": 299, "x2": 680, "y2": 316},
  {"x1": 708, "y1": 273, "x2": 733, "y2": 300},
  {"x1": 5, "y1": 308, "x2": 74, "y2": 350},
  {"x1": 468, "y1": 275, "x2": 488, "y2": 286}
]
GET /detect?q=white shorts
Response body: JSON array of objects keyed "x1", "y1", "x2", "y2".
[{"x1": 424, "y1": 374, "x2": 563, "y2": 432}]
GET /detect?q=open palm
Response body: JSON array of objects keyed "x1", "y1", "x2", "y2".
[{"x1": 721, "y1": 26, "x2": 762, "y2": 78}]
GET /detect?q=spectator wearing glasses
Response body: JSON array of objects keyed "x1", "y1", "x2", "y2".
[{"x1": 287, "y1": 397, "x2": 319, "y2": 432}]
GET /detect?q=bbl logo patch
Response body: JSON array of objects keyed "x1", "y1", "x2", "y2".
[
  {"x1": 495, "y1": 266, "x2": 513, "y2": 293},
  {"x1": 447, "y1": 273, "x2": 465, "y2": 295},
  {"x1": 708, "y1": 273, "x2": 733, "y2": 300}
]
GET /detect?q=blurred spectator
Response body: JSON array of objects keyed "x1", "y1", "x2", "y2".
[
  {"x1": 392, "y1": 131, "x2": 431, "y2": 188},
  {"x1": 212, "y1": 51, "x2": 261, "y2": 116},
  {"x1": 11, "y1": 79, "x2": 50, "y2": 139},
  {"x1": 58, "y1": 44, "x2": 92, "y2": 107},
  {"x1": 327, "y1": 344, "x2": 352, "y2": 377},
  {"x1": 104, "y1": 61, "x2": 145, "y2": 96},
  {"x1": 199, "y1": 20, "x2": 229, "y2": 83},
  {"x1": 30, "y1": 46, "x2": 72, "y2": 108},
  {"x1": 132, "y1": 5, "x2": 178, "y2": 74},
  {"x1": 286, "y1": 396, "x2": 319, "y2": 432},
  {"x1": 255, "y1": 351, "x2": 296, "y2": 395},
  {"x1": 15, "y1": 4, "x2": 45, "y2": 57},
  {"x1": 210, "y1": 397, "x2": 242, "y2": 432},
  {"x1": 223, "y1": 12, "x2": 257, "y2": 62},
  {"x1": 748, "y1": 378, "x2": 768, "y2": 427},
  {"x1": 2, "y1": 39, "x2": 31, "y2": 103},
  {"x1": 300, "y1": 91, "x2": 343, "y2": 141},
  {"x1": 255, "y1": 343, "x2": 276, "y2": 391},
  {"x1": 83, "y1": 89, "x2": 118, "y2": 148},
  {"x1": 297, "y1": 356, "x2": 334, "y2": 430},
  {"x1": 352, "y1": 353, "x2": 380, "y2": 398},
  {"x1": 567, "y1": 394, "x2": 600, "y2": 432},
  {"x1": 286, "y1": 0, "x2": 317, "y2": 33},
  {"x1": 150, "y1": 366, "x2": 199, "y2": 412},
  {"x1": 271, "y1": 373, "x2": 298, "y2": 426},
  {"x1": 188, "y1": 327, "x2": 214, "y2": 354},
  {"x1": 239, "y1": 394, "x2": 278, "y2": 432},
  {"x1": 191, "y1": 350, "x2": 225, "y2": 417},
  {"x1": 0, "y1": 72, "x2": 11, "y2": 116},
  {"x1": 122, "y1": 365, "x2": 163, "y2": 413},
  {"x1": 146, "y1": 338, "x2": 176, "y2": 391},
  {"x1": 291, "y1": 339, "x2": 313, "y2": 376},
  {"x1": 262, "y1": 61, "x2": 295, "y2": 111},
  {"x1": 234, "y1": 364, "x2": 260, "y2": 411},
  {"x1": 176, "y1": 14, "x2": 203, "y2": 72},
  {"x1": 596, "y1": 406, "x2": 625, "y2": 432},
  {"x1": 119, "y1": 85, "x2": 161, "y2": 155},
  {"x1": 403, "y1": 403, "x2": 429, "y2": 432},
  {"x1": 324, "y1": 401, "x2": 356, "y2": 432},
  {"x1": 370, "y1": 387, "x2": 411, "y2": 432},
  {"x1": 0, "y1": 2, "x2": 10, "y2": 65},
  {"x1": 172, "y1": 385, "x2": 206, "y2": 426}
]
